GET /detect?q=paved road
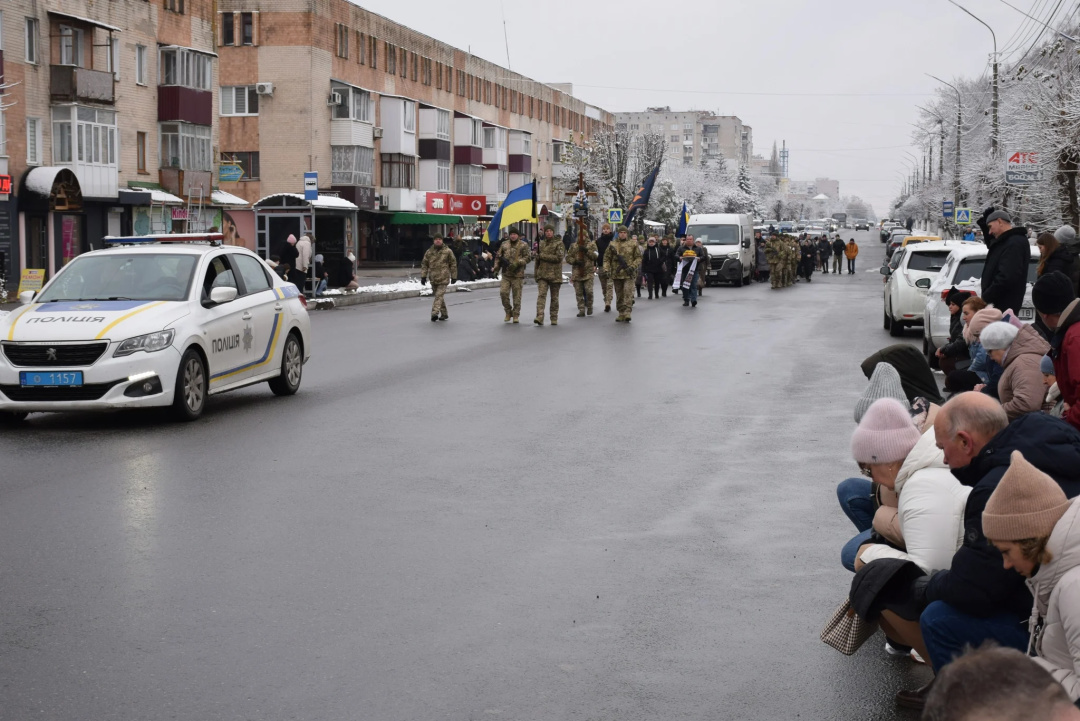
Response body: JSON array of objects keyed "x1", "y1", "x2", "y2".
[{"x1": 0, "y1": 230, "x2": 933, "y2": 720}]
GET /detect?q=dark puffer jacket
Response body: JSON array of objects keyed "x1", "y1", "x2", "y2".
[{"x1": 982, "y1": 226, "x2": 1031, "y2": 314}]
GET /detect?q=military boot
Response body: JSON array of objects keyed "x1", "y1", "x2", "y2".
[{"x1": 504, "y1": 313, "x2": 512, "y2": 322}]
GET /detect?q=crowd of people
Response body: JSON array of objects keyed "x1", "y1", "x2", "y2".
[
  {"x1": 759, "y1": 230, "x2": 860, "y2": 288},
  {"x1": 829, "y1": 212, "x2": 1080, "y2": 716}
]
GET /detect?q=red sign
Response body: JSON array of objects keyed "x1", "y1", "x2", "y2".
[
  {"x1": 425, "y1": 193, "x2": 486, "y2": 215},
  {"x1": 0, "y1": 175, "x2": 10, "y2": 195}
]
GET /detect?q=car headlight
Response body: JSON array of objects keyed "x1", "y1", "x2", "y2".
[
  {"x1": 727, "y1": 252, "x2": 740, "y2": 260},
  {"x1": 114, "y1": 329, "x2": 176, "y2": 357}
]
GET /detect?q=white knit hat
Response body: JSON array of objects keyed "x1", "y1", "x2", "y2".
[{"x1": 980, "y1": 322, "x2": 1020, "y2": 351}]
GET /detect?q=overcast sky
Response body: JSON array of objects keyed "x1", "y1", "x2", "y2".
[{"x1": 357, "y1": 0, "x2": 1070, "y2": 214}]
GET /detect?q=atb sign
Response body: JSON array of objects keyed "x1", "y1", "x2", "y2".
[
  {"x1": 1005, "y1": 151, "x2": 1041, "y2": 186},
  {"x1": 955, "y1": 208, "x2": 973, "y2": 225},
  {"x1": 607, "y1": 208, "x2": 624, "y2": 225},
  {"x1": 942, "y1": 200, "x2": 954, "y2": 220}
]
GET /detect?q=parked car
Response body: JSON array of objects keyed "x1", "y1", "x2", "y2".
[
  {"x1": 884, "y1": 229, "x2": 914, "y2": 258},
  {"x1": 922, "y1": 243, "x2": 1041, "y2": 364},
  {"x1": 882, "y1": 240, "x2": 967, "y2": 336}
]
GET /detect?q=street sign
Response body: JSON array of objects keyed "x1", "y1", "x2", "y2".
[
  {"x1": 955, "y1": 208, "x2": 972, "y2": 225},
  {"x1": 607, "y1": 208, "x2": 623, "y2": 225},
  {"x1": 303, "y1": 171, "x2": 318, "y2": 201},
  {"x1": 1005, "y1": 151, "x2": 1041, "y2": 186},
  {"x1": 17, "y1": 269, "x2": 45, "y2": 295},
  {"x1": 219, "y1": 164, "x2": 244, "y2": 183},
  {"x1": 942, "y1": 200, "x2": 954, "y2": 219}
]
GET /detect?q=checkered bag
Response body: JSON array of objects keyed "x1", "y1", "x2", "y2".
[{"x1": 820, "y1": 599, "x2": 878, "y2": 656}]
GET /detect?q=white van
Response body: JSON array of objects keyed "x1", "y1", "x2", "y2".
[{"x1": 683, "y1": 213, "x2": 754, "y2": 286}]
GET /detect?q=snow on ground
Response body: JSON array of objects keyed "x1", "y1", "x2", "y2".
[{"x1": 319, "y1": 278, "x2": 497, "y2": 297}]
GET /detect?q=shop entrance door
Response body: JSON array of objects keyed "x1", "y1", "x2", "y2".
[{"x1": 26, "y1": 215, "x2": 49, "y2": 278}]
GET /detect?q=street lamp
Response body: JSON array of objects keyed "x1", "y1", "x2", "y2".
[
  {"x1": 927, "y1": 74, "x2": 964, "y2": 206},
  {"x1": 945, "y1": 0, "x2": 998, "y2": 156}
]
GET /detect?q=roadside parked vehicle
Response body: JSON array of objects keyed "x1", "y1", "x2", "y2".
[{"x1": 882, "y1": 240, "x2": 967, "y2": 336}]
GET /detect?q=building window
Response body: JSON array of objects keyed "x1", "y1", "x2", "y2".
[
  {"x1": 483, "y1": 127, "x2": 495, "y2": 149},
  {"x1": 381, "y1": 153, "x2": 414, "y2": 189},
  {"x1": 422, "y1": 57, "x2": 432, "y2": 85},
  {"x1": 25, "y1": 17, "x2": 39, "y2": 64},
  {"x1": 411, "y1": 52, "x2": 418, "y2": 81},
  {"x1": 435, "y1": 109, "x2": 450, "y2": 140},
  {"x1": 551, "y1": 142, "x2": 563, "y2": 164},
  {"x1": 331, "y1": 146, "x2": 374, "y2": 186},
  {"x1": 357, "y1": 31, "x2": 365, "y2": 64},
  {"x1": 436, "y1": 160, "x2": 450, "y2": 192},
  {"x1": 435, "y1": 62, "x2": 442, "y2": 89},
  {"x1": 470, "y1": 119, "x2": 481, "y2": 146},
  {"x1": 160, "y1": 48, "x2": 212, "y2": 90},
  {"x1": 135, "y1": 45, "x2": 148, "y2": 85},
  {"x1": 241, "y1": 12, "x2": 254, "y2": 45},
  {"x1": 59, "y1": 26, "x2": 84, "y2": 67},
  {"x1": 164, "y1": 0, "x2": 185, "y2": 14},
  {"x1": 26, "y1": 117, "x2": 42, "y2": 164},
  {"x1": 137, "y1": 131, "x2": 147, "y2": 172},
  {"x1": 454, "y1": 164, "x2": 482, "y2": 194},
  {"x1": 159, "y1": 123, "x2": 211, "y2": 170},
  {"x1": 403, "y1": 102, "x2": 415, "y2": 132},
  {"x1": 497, "y1": 169, "x2": 508, "y2": 194},
  {"x1": 369, "y1": 36, "x2": 377, "y2": 68},
  {"x1": 52, "y1": 107, "x2": 117, "y2": 166},
  {"x1": 222, "y1": 13, "x2": 234, "y2": 46},
  {"x1": 521, "y1": 134, "x2": 531, "y2": 155},
  {"x1": 400, "y1": 47, "x2": 407, "y2": 78},
  {"x1": 335, "y1": 23, "x2": 348, "y2": 59},
  {"x1": 221, "y1": 151, "x2": 259, "y2": 179},
  {"x1": 385, "y1": 42, "x2": 395, "y2": 74},
  {"x1": 330, "y1": 84, "x2": 371, "y2": 122},
  {"x1": 457, "y1": 70, "x2": 465, "y2": 96},
  {"x1": 221, "y1": 86, "x2": 259, "y2": 116}
]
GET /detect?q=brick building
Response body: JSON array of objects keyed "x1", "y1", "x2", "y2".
[
  {"x1": 0, "y1": 0, "x2": 220, "y2": 285},
  {"x1": 216, "y1": 0, "x2": 613, "y2": 263}
]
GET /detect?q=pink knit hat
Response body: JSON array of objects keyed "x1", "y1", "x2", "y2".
[
  {"x1": 851, "y1": 398, "x2": 923, "y2": 465},
  {"x1": 964, "y1": 306, "x2": 1003, "y2": 344}
]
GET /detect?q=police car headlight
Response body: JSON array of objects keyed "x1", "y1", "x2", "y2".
[{"x1": 114, "y1": 330, "x2": 175, "y2": 357}]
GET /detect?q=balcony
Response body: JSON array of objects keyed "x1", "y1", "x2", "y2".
[
  {"x1": 159, "y1": 86, "x2": 212, "y2": 126},
  {"x1": 160, "y1": 168, "x2": 212, "y2": 200},
  {"x1": 50, "y1": 65, "x2": 114, "y2": 104}
]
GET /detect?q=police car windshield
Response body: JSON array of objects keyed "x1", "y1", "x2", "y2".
[
  {"x1": 36, "y1": 254, "x2": 198, "y2": 303},
  {"x1": 686, "y1": 225, "x2": 740, "y2": 244}
]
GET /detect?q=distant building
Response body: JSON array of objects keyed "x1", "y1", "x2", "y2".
[{"x1": 614, "y1": 108, "x2": 752, "y2": 168}]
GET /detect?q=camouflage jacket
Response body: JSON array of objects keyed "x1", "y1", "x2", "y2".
[
  {"x1": 604, "y1": 238, "x2": 642, "y2": 280},
  {"x1": 421, "y1": 245, "x2": 457, "y2": 285},
  {"x1": 565, "y1": 238, "x2": 599, "y2": 281},
  {"x1": 764, "y1": 238, "x2": 783, "y2": 264},
  {"x1": 495, "y1": 238, "x2": 531, "y2": 279},
  {"x1": 534, "y1": 236, "x2": 566, "y2": 283}
]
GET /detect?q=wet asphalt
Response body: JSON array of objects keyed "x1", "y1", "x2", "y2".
[{"x1": 0, "y1": 230, "x2": 934, "y2": 720}]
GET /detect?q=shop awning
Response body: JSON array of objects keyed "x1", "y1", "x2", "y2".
[
  {"x1": 389, "y1": 212, "x2": 464, "y2": 225},
  {"x1": 48, "y1": 11, "x2": 123, "y2": 33}
]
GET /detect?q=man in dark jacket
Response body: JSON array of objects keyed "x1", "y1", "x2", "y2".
[
  {"x1": 916, "y1": 394, "x2": 1080, "y2": 679},
  {"x1": 817, "y1": 236, "x2": 832, "y2": 273},
  {"x1": 831, "y1": 235, "x2": 846, "y2": 274},
  {"x1": 799, "y1": 238, "x2": 816, "y2": 281},
  {"x1": 595, "y1": 224, "x2": 615, "y2": 312},
  {"x1": 980, "y1": 209, "x2": 1031, "y2": 315},
  {"x1": 641, "y1": 237, "x2": 666, "y2": 298}
]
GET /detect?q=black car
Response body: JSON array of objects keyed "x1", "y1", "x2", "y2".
[{"x1": 854, "y1": 221, "x2": 870, "y2": 231}]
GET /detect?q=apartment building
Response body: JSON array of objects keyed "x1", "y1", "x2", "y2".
[
  {"x1": 216, "y1": 0, "x2": 613, "y2": 263},
  {"x1": 0, "y1": 0, "x2": 220, "y2": 284},
  {"x1": 615, "y1": 108, "x2": 753, "y2": 169}
]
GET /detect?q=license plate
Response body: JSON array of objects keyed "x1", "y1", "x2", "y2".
[
  {"x1": 1019, "y1": 308, "x2": 1035, "y2": 320},
  {"x1": 20, "y1": 371, "x2": 84, "y2": 387}
]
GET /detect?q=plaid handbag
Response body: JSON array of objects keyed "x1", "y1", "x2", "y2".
[{"x1": 820, "y1": 599, "x2": 878, "y2": 656}]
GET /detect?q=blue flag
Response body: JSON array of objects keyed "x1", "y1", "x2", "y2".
[
  {"x1": 623, "y1": 164, "x2": 661, "y2": 229},
  {"x1": 675, "y1": 202, "x2": 690, "y2": 237}
]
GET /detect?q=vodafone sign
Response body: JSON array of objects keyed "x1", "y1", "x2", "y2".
[
  {"x1": 426, "y1": 193, "x2": 487, "y2": 215},
  {"x1": 1005, "y1": 151, "x2": 1041, "y2": 186}
]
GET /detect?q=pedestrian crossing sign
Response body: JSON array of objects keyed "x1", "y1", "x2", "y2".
[
  {"x1": 955, "y1": 208, "x2": 972, "y2": 225},
  {"x1": 608, "y1": 208, "x2": 623, "y2": 224}
]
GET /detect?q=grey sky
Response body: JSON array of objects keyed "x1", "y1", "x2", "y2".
[{"x1": 356, "y1": 0, "x2": 1060, "y2": 214}]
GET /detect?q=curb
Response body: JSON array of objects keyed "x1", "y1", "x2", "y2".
[{"x1": 312, "y1": 279, "x2": 502, "y2": 309}]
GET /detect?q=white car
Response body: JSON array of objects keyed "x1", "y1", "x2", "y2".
[
  {"x1": 0, "y1": 234, "x2": 312, "y2": 422},
  {"x1": 882, "y1": 240, "x2": 970, "y2": 337},
  {"x1": 921, "y1": 242, "x2": 1040, "y2": 365}
]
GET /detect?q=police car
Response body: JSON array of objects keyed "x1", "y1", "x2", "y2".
[{"x1": 0, "y1": 233, "x2": 311, "y2": 422}]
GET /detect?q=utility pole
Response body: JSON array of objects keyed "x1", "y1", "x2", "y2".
[
  {"x1": 928, "y1": 74, "x2": 963, "y2": 206},
  {"x1": 946, "y1": 0, "x2": 998, "y2": 156},
  {"x1": 929, "y1": 145, "x2": 933, "y2": 183}
]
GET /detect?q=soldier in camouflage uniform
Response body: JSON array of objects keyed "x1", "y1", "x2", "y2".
[
  {"x1": 420, "y1": 234, "x2": 458, "y2": 320},
  {"x1": 565, "y1": 226, "x2": 599, "y2": 316},
  {"x1": 495, "y1": 229, "x2": 532, "y2": 323},
  {"x1": 533, "y1": 225, "x2": 565, "y2": 325},
  {"x1": 765, "y1": 232, "x2": 784, "y2": 289},
  {"x1": 603, "y1": 226, "x2": 643, "y2": 322},
  {"x1": 784, "y1": 235, "x2": 799, "y2": 287}
]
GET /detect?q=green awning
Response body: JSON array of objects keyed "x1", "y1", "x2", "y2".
[{"x1": 388, "y1": 212, "x2": 463, "y2": 225}]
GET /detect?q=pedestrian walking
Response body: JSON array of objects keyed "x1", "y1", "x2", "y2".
[
  {"x1": 603, "y1": 226, "x2": 642, "y2": 322},
  {"x1": 695, "y1": 240, "x2": 709, "y2": 296},
  {"x1": 659, "y1": 236, "x2": 676, "y2": 296},
  {"x1": 832, "y1": 235, "x2": 846, "y2": 274},
  {"x1": 564, "y1": 228, "x2": 598, "y2": 316},
  {"x1": 495, "y1": 229, "x2": 531, "y2": 323},
  {"x1": 979, "y1": 209, "x2": 1031, "y2": 315},
  {"x1": 784, "y1": 235, "x2": 799, "y2": 286},
  {"x1": 755, "y1": 238, "x2": 770, "y2": 283},
  {"x1": 420, "y1": 234, "x2": 457, "y2": 321},
  {"x1": 765, "y1": 233, "x2": 784, "y2": 288},
  {"x1": 799, "y1": 238, "x2": 816, "y2": 282},
  {"x1": 818, "y1": 235, "x2": 832, "y2": 273},
  {"x1": 641, "y1": 236, "x2": 666, "y2": 299},
  {"x1": 533, "y1": 225, "x2": 564, "y2": 326},
  {"x1": 595, "y1": 223, "x2": 615, "y2": 312},
  {"x1": 674, "y1": 235, "x2": 701, "y2": 307},
  {"x1": 845, "y1": 238, "x2": 859, "y2": 274}
]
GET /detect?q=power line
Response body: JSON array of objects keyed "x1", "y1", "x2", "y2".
[{"x1": 576, "y1": 84, "x2": 932, "y2": 98}]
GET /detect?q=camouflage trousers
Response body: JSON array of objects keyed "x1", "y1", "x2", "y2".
[
  {"x1": 597, "y1": 271, "x2": 613, "y2": 306},
  {"x1": 769, "y1": 263, "x2": 781, "y2": 288},
  {"x1": 573, "y1": 278, "x2": 594, "y2": 313},
  {"x1": 500, "y1": 277, "x2": 524, "y2": 317},
  {"x1": 535, "y1": 279, "x2": 561, "y2": 322},
  {"x1": 613, "y1": 278, "x2": 635, "y2": 318},
  {"x1": 430, "y1": 283, "x2": 448, "y2": 317}
]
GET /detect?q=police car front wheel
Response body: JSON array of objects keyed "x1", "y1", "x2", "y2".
[
  {"x1": 172, "y1": 348, "x2": 207, "y2": 421},
  {"x1": 268, "y1": 332, "x2": 302, "y2": 397}
]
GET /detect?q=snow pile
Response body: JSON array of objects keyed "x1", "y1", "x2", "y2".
[{"x1": 319, "y1": 278, "x2": 497, "y2": 297}]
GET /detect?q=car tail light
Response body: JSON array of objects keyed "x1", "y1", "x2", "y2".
[
  {"x1": 298, "y1": 295, "x2": 308, "y2": 309},
  {"x1": 940, "y1": 288, "x2": 976, "y2": 303}
]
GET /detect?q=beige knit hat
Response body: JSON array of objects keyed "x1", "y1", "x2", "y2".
[{"x1": 983, "y1": 450, "x2": 1071, "y2": 541}]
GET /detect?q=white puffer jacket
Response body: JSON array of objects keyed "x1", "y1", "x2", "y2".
[
  {"x1": 859, "y1": 428, "x2": 972, "y2": 573},
  {"x1": 1027, "y1": 497, "x2": 1080, "y2": 701}
]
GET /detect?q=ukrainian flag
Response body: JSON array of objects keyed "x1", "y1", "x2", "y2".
[
  {"x1": 482, "y1": 181, "x2": 537, "y2": 245},
  {"x1": 675, "y1": 202, "x2": 690, "y2": 237}
]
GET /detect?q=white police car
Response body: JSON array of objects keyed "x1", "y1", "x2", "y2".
[{"x1": 0, "y1": 233, "x2": 311, "y2": 422}]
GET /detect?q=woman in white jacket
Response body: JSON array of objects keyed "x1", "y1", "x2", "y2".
[
  {"x1": 983, "y1": 450, "x2": 1080, "y2": 700},
  {"x1": 850, "y1": 398, "x2": 972, "y2": 663}
]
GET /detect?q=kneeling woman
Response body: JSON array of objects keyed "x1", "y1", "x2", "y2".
[{"x1": 850, "y1": 398, "x2": 971, "y2": 663}]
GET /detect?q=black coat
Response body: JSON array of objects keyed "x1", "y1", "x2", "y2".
[
  {"x1": 641, "y1": 245, "x2": 666, "y2": 274},
  {"x1": 832, "y1": 238, "x2": 846, "y2": 256},
  {"x1": 982, "y1": 227, "x2": 1031, "y2": 314},
  {"x1": 1042, "y1": 245, "x2": 1080, "y2": 293},
  {"x1": 862, "y1": 344, "x2": 944, "y2": 404},
  {"x1": 925, "y1": 414, "x2": 1080, "y2": 619},
  {"x1": 940, "y1": 311, "x2": 970, "y2": 358},
  {"x1": 279, "y1": 242, "x2": 299, "y2": 268},
  {"x1": 818, "y1": 239, "x2": 832, "y2": 258},
  {"x1": 595, "y1": 233, "x2": 614, "y2": 271}
]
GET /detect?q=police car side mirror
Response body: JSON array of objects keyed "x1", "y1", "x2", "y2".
[
  {"x1": 879, "y1": 266, "x2": 891, "y2": 276},
  {"x1": 915, "y1": 277, "x2": 932, "y2": 289},
  {"x1": 208, "y1": 286, "x2": 239, "y2": 305},
  {"x1": 18, "y1": 290, "x2": 36, "y2": 305}
]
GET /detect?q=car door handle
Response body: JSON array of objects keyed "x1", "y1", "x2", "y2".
[
  {"x1": 274, "y1": 304, "x2": 283, "y2": 312},
  {"x1": 242, "y1": 312, "x2": 252, "y2": 320}
]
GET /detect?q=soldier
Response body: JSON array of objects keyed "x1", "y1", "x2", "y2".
[
  {"x1": 495, "y1": 229, "x2": 532, "y2": 323},
  {"x1": 565, "y1": 226, "x2": 599, "y2": 316},
  {"x1": 595, "y1": 223, "x2": 615, "y2": 312},
  {"x1": 603, "y1": 226, "x2": 643, "y2": 322},
  {"x1": 533, "y1": 225, "x2": 565, "y2": 326},
  {"x1": 765, "y1": 232, "x2": 784, "y2": 289},
  {"x1": 420, "y1": 234, "x2": 457, "y2": 321}
]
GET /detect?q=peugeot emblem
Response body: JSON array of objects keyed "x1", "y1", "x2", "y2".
[{"x1": 45, "y1": 348, "x2": 58, "y2": 361}]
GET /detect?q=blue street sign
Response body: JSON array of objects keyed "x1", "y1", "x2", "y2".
[
  {"x1": 955, "y1": 208, "x2": 972, "y2": 225},
  {"x1": 607, "y1": 208, "x2": 623, "y2": 225},
  {"x1": 304, "y1": 172, "x2": 318, "y2": 201},
  {"x1": 942, "y1": 200, "x2": 954, "y2": 219},
  {"x1": 219, "y1": 164, "x2": 244, "y2": 183}
]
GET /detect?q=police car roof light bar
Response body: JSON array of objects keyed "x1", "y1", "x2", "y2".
[{"x1": 102, "y1": 233, "x2": 225, "y2": 247}]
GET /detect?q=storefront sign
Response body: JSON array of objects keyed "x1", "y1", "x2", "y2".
[
  {"x1": 219, "y1": 164, "x2": 244, "y2": 183},
  {"x1": 172, "y1": 208, "x2": 189, "y2": 220},
  {"x1": 425, "y1": 193, "x2": 487, "y2": 215},
  {"x1": 18, "y1": 269, "x2": 46, "y2": 294},
  {"x1": 1005, "y1": 151, "x2": 1041, "y2": 186},
  {"x1": 355, "y1": 186, "x2": 377, "y2": 211},
  {"x1": 0, "y1": 175, "x2": 11, "y2": 195}
]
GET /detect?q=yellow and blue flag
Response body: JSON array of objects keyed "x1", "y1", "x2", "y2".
[
  {"x1": 623, "y1": 164, "x2": 661, "y2": 229},
  {"x1": 675, "y1": 202, "x2": 690, "y2": 237},
  {"x1": 482, "y1": 181, "x2": 537, "y2": 245}
]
